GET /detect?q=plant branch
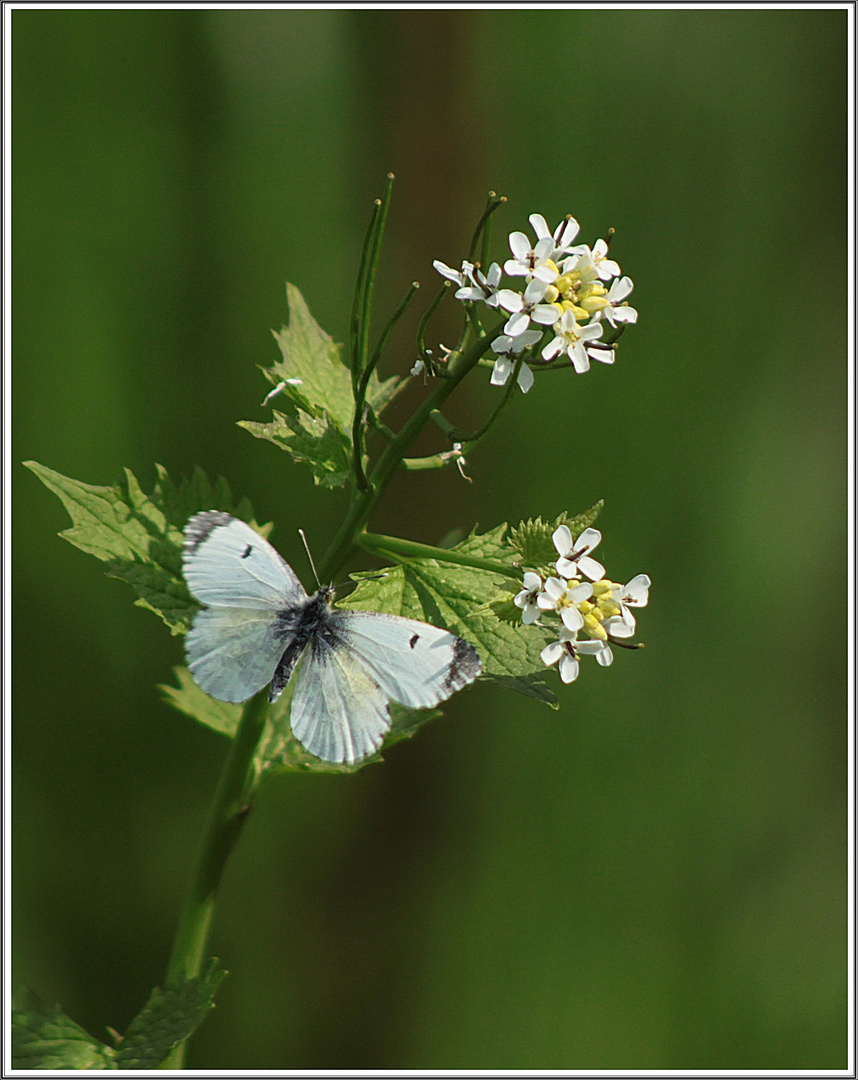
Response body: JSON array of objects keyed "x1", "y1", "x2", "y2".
[
  {"x1": 316, "y1": 319, "x2": 505, "y2": 584},
  {"x1": 159, "y1": 688, "x2": 270, "y2": 1068},
  {"x1": 357, "y1": 530, "x2": 520, "y2": 579}
]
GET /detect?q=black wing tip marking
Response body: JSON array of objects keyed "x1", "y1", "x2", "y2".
[
  {"x1": 183, "y1": 510, "x2": 236, "y2": 556},
  {"x1": 443, "y1": 636, "x2": 482, "y2": 694}
]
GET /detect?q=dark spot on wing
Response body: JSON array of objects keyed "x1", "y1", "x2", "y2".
[
  {"x1": 409, "y1": 633, "x2": 420, "y2": 649},
  {"x1": 183, "y1": 510, "x2": 234, "y2": 556},
  {"x1": 241, "y1": 544, "x2": 253, "y2": 559},
  {"x1": 442, "y1": 636, "x2": 482, "y2": 694}
]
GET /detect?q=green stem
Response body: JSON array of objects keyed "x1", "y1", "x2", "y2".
[
  {"x1": 352, "y1": 280, "x2": 419, "y2": 490},
  {"x1": 358, "y1": 531, "x2": 520, "y2": 579},
  {"x1": 416, "y1": 281, "x2": 449, "y2": 363},
  {"x1": 457, "y1": 352, "x2": 522, "y2": 447},
  {"x1": 358, "y1": 173, "x2": 395, "y2": 377},
  {"x1": 350, "y1": 198, "x2": 382, "y2": 390},
  {"x1": 316, "y1": 319, "x2": 505, "y2": 584},
  {"x1": 159, "y1": 688, "x2": 270, "y2": 1068},
  {"x1": 468, "y1": 190, "x2": 506, "y2": 264}
]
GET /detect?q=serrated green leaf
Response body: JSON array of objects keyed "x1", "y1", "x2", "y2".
[
  {"x1": 160, "y1": 667, "x2": 243, "y2": 738},
  {"x1": 24, "y1": 461, "x2": 267, "y2": 634},
  {"x1": 239, "y1": 407, "x2": 353, "y2": 489},
  {"x1": 115, "y1": 958, "x2": 226, "y2": 1069},
  {"x1": 555, "y1": 500, "x2": 604, "y2": 539},
  {"x1": 11, "y1": 987, "x2": 117, "y2": 1069},
  {"x1": 340, "y1": 527, "x2": 558, "y2": 707},
  {"x1": 161, "y1": 666, "x2": 442, "y2": 774},
  {"x1": 259, "y1": 283, "x2": 400, "y2": 438},
  {"x1": 487, "y1": 589, "x2": 525, "y2": 626},
  {"x1": 507, "y1": 502, "x2": 604, "y2": 568}
]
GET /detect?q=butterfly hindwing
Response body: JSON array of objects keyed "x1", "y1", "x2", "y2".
[
  {"x1": 290, "y1": 634, "x2": 391, "y2": 764},
  {"x1": 185, "y1": 605, "x2": 288, "y2": 704}
]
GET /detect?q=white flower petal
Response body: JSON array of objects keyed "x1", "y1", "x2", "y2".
[
  {"x1": 490, "y1": 358, "x2": 512, "y2": 386},
  {"x1": 556, "y1": 217, "x2": 580, "y2": 248},
  {"x1": 517, "y1": 363, "x2": 534, "y2": 393},
  {"x1": 512, "y1": 329, "x2": 543, "y2": 349},
  {"x1": 529, "y1": 213, "x2": 550, "y2": 239},
  {"x1": 532, "y1": 263, "x2": 559, "y2": 284},
  {"x1": 433, "y1": 260, "x2": 464, "y2": 284},
  {"x1": 570, "y1": 343, "x2": 591, "y2": 373},
  {"x1": 609, "y1": 276, "x2": 634, "y2": 302},
  {"x1": 558, "y1": 654, "x2": 580, "y2": 683},
  {"x1": 577, "y1": 639, "x2": 607, "y2": 656},
  {"x1": 521, "y1": 605, "x2": 540, "y2": 625},
  {"x1": 523, "y1": 572, "x2": 542, "y2": 590},
  {"x1": 543, "y1": 576, "x2": 566, "y2": 600},
  {"x1": 597, "y1": 258, "x2": 621, "y2": 280},
  {"x1": 570, "y1": 581, "x2": 593, "y2": 603},
  {"x1": 588, "y1": 345, "x2": 615, "y2": 364},
  {"x1": 504, "y1": 259, "x2": 528, "y2": 277},
  {"x1": 554, "y1": 557, "x2": 580, "y2": 578},
  {"x1": 531, "y1": 304, "x2": 561, "y2": 325},
  {"x1": 605, "y1": 616, "x2": 635, "y2": 638},
  {"x1": 576, "y1": 528, "x2": 601, "y2": 551},
  {"x1": 552, "y1": 525, "x2": 573, "y2": 557},
  {"x1": 508, "y1": 231, "x2": 531, "y2": 259},
  {"x1": 622, "y1": 574, "x2": 651, "y2": 606},
  {"x1": 577, "y1": 555, "x2": 605, "y2": 581},
  {"x1": 542, "y1": 337, "x2": 564, "y2": 361},
  {"x1": 504, "y1": 311, "x2": 530, "y2": 337},
  {"x1": 541, "y1": 641, "x2": 564, "y2": 667},
  {"x1": 497, "y1": 289, "x2": 524, "y2": 313},
  {"x1": 534, "y1": 236, "x2": 555, "y2": 261},
  {"x1": 560, "y1": 605, "x2": 584, "y2": 632},
  {"x1": 522, "y1": 279, "x2": 549, "y2": 304}
]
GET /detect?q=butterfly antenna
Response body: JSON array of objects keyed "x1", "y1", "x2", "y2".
[{"x1": 298, "y1": 529, "x2": 322, "y2": 588}]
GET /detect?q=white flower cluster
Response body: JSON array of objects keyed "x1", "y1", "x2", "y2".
[
  {"x1": 434, "y1": 213, "x2": 637, "y2": 393},
  {"x1": 514, "y1": 525, "x2": 650, "y2": 683}
]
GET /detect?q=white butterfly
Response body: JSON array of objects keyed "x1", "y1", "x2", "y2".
[{"x1": 182, "y1": 511, "x2": 482, "y2": 764}]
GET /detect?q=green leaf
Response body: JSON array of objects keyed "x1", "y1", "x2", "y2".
[
  {"x1": 24, "y1": 461, "x2": 267, "y2": 634},
  {"x1": 259, "y1": 283, "x2": 400, "y2": 438},
  {"x1": 114, "y1": 959, "x2": 226, "y2": 1069},
  {"x1": 239, "y1": 407, "x2": 353, "y2": 489},
  {"x1": 557, "y1": 500, "x2": 604, "y2": 539},
  {"x1": 341, "y1": 526, "x2": 558, "y2": 707},
  {"x1": 11, "y1": 987, "x2": 117, "y2": 1070},
  {"x1": 507, "y1": 501, "x2": 604, "y2": 569},
  {"x1": 160, "y1": 667, "x2": 243, "y2": 738},
  {"x1": 161, "y1": 666, "x2": 441, "y2": 774}
]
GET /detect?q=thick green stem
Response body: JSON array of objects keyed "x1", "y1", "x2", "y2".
[
  {"x1": 358, "y1": 531, "x2": 520, "y2": 579},
  {"x1": 159, "y1": 688, "x2": 270, "y2": 1068}
]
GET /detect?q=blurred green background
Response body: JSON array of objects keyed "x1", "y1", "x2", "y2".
[{"x1": 13, "y1": 8, "x2": 847, "y2": 1070}]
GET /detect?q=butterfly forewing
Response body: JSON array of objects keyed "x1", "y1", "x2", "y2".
[
  {"x1": 338, "y1": 611, "x2": 481, "y2": 710},
  {"x1": 183, "y1": 511, "x2": 306, "y2": 609}
]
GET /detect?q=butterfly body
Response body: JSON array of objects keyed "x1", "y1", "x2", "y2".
[{"x1": 182, "y1": 512, "x2": 481, "y2": 764}]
